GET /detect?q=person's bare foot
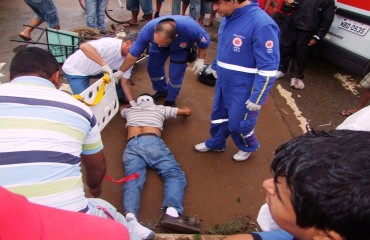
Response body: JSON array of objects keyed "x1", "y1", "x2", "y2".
[
  {"x1": 18, "y1": 33, "x2": 32, "y2": 41},
  {"x1": 122, "y1": 20, "x2": 139, "y2": 27}
]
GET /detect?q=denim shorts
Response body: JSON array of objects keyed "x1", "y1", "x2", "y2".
[
  {"x1": 188, "y1": 0, "x2": 212, "y2": 19},
  {"x1": 25, "y1": 0, "x2": 60, "y2": 28},
  {"x1": 126, "y1": 0, "x2": 153, "y2": 14}
]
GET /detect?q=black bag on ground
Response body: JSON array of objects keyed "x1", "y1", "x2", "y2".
[{"x1": 198, "y1": 64, "x2": 217, "y2": 86}]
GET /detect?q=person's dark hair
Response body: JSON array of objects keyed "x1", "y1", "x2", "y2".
[
  {"x1": 10, "y1": 47, "x2": 59, "y2": 80},
  {"x1": 123, "y1": 32, "x2": 139, "y2": 42},
  {"x1": 139, "y1": 93, "x2": 152, "y2": 97},
  {"x1": 155, "y1": 19, "x2": 177, "y2": 41},
  {"x1": 271, "y1": 130, "x2": 370, "y2": 239}
]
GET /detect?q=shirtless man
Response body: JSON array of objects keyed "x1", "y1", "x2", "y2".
[{"x1": 120, "y1": 94, "x2": 200, "y2": 239}]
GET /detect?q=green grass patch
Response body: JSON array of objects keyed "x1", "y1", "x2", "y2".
[{"x1": 204, "y1": 215, "x2": 260, "y2": 235}]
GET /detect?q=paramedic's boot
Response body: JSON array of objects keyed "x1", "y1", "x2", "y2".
[
  {"x1": 164, "y1": 100, "x2": 176, "y2": 107},
  {"x1": 152, "y1": 91, "x2": 167, "y2": 101}
]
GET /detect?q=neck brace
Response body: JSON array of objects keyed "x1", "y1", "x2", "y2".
[{"x1": 136, "y1": 95, "x2": 155, "y2": 108}]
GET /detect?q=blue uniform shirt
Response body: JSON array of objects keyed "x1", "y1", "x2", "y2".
[
  {"x1": 213, "y1": 3, "x2": 280, "y2": 106},
  {"x1": 130, "y1": 15, "x2": 210, "y2": 58},
  {"x1": 253, "y1": 230, "x2": 295, "y2": 240}
]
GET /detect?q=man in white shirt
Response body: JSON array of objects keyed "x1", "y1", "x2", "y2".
[{"x1": 62, "y1": 33, "x2": 138, "y2": 105}]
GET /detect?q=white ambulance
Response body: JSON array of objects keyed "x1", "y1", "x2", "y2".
[{"x1": 318, "y1": 0, "x2": 370, "y2": 77}]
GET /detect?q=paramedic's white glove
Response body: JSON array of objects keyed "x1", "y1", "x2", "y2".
[
  {"x1": 101, "y1": 64, "x2": 113, "y2": 80},
  {"x1": 129, "y1": 100, "x2": 137, "y2": 107},
  {"x1": 113, "y1": 70, "x2": 124, "y2": 84},
  {"x1": 245, "y1": 100, "x2": 261, "y2": 111},
  {"x1": 211, "y1": 69, "x2": 217, "y2": 79},
  {"x1": 191, "y1": 58, "x2": 204, "y2": 74}
]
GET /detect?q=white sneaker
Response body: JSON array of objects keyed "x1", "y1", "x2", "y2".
[
  {"x1": 194, "y1": 142, "x2": 225, "y2": 152},
  {"x1": 275, "y1": 71, "x2": 285, "y2": 79},
  {"x1": 233, "y1": 150, "x2": 252, "y2": 161},
  {"x1": 290, "y1": 78, "x2": 305, "y2": 89}
]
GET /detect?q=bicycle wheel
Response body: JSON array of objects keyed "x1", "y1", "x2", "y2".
[
  {"x1": 105, "y1": 0, "x2": 131, "y2": 24},
  {"x1": 79, "y1": 0, "x2": 86, "y2": 11}
]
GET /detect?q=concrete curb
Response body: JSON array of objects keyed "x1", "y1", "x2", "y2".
[{"x1": 155, "y1": 233, "x2": 225, "y2": 240}]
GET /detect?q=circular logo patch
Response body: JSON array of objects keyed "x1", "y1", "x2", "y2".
[
  {"x1": 265, "y1": 40, "x2": 274, "y2": 48},
  {"x1": 232, "y1": 37, "x2": 243, "y2": 47}
]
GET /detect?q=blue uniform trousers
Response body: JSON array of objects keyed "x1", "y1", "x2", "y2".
[
  {"x1": 205, "y1": 75, "x2": 260, "y2": 152},
  {"x1": 147, "y1": 45, "x2": 188, "y2": 102}
]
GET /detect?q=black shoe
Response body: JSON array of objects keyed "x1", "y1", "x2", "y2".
[
  {"x1": 164, "y1": 100, "x2": 176, "y2": 107},
  {"x1": 154, "y1": 12, "x2": 160, "y2": 18},
  {"x1": 152, "y1": 91, "x2": 167, "y2": 101},
  {"x1": 99, "y1": 29, "x2": 107, "y2": 34},
  {"x1": 160, "y1": 214, "x2": 200, "y2": 234},
  {"x1": 118, "y1": 97, "x2": 129, "y2": 104}
]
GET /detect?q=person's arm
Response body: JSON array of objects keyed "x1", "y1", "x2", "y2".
[
  {"x1": 79, "y1": 42, "x2": 106, "y2": 66},
  {"x1": 192, "y1": 24, "x2": 211, "y2": 73},
  {"x1": 119, "y1": 53, "x2": 138, "y2": 73},
  {"x1": 264, "y1": 0, "x2": 273, "y2": 11},
  {"x1": 81, "y1": 150, "x2": 106, "y2": 198},
  {"x1": 79, "y1": 42, "x2": 113, "y2": 77},
  {"x1": 311, "y1": 0, "x2": 335, "y2": 44},
  {"x1": 247, "y1": 23, "x2": 280, "y2": 111},
  {"x1": 192, "y1": 47, "x2": 208, "y2": 74},
  {"x1": 120, "y1": 76, "x2": 135, "y2": 104},
  {"x1": 177, "y1": 106, "x2": 192, "y2": 116},
  {"x1": 197, "y1": 47, "x2": 208, "y2": 60},
  {"x1": 115, "y1": 54, "x2": 138, "y2": 104}
]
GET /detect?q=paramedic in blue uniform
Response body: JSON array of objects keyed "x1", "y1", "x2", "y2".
[
  {"x1": 194, "y1": 0, "x2": 280, "y2": 161},
  {"x1": 115, "y1": 15, "x2": 211, "y2": 106}
]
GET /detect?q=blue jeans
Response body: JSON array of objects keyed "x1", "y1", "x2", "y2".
[
  {"x1": 123, "y1": 135, "x2": 186, "y2": 216},
  {"x1": 189, "y1": 0, "x2": 211, "y2": 19},
  {"x1": 85, "y1": 0, "x2": 106, "y2": 30},
  {"x1": 172, "y1": 0, "x2": 181, "y2": 14},
  {"x1": 64, "y1": 73, "x2": 125, "y2": 99}
]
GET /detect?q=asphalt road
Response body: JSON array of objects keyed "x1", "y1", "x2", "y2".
[{"x1": 0, "y1": 0, "x2": 365, "y2": 234}]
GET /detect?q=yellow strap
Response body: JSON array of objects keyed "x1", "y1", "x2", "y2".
[{"x1": 73, "y1": 73, "x2": 111, "y2": 106}]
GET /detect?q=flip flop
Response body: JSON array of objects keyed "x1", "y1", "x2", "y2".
[
  {"x1": 18, "y1": 34, "x2": 32, "y2": 41},
  {"x1": 204, "y1": 22, "x2": 213, "y2": 27},
  {"x1": 122, "y1": 21, "x2": 139, "y2": 27},
  {"x1": 340, "y1": 109, "x2": 355, "y2": 116}
]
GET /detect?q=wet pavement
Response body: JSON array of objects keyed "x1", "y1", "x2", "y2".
[{"x1": 0, "y1": 0, "x2": 365, "y2": 235}]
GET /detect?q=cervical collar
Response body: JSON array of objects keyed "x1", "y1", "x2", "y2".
[{"x1": 136, "y1": 95, "x2": 155, "y2": 108}]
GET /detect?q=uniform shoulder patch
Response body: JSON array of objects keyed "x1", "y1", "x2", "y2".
[{"x1": 265, "y1": 40, "x2": 274, "y2": 48}]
